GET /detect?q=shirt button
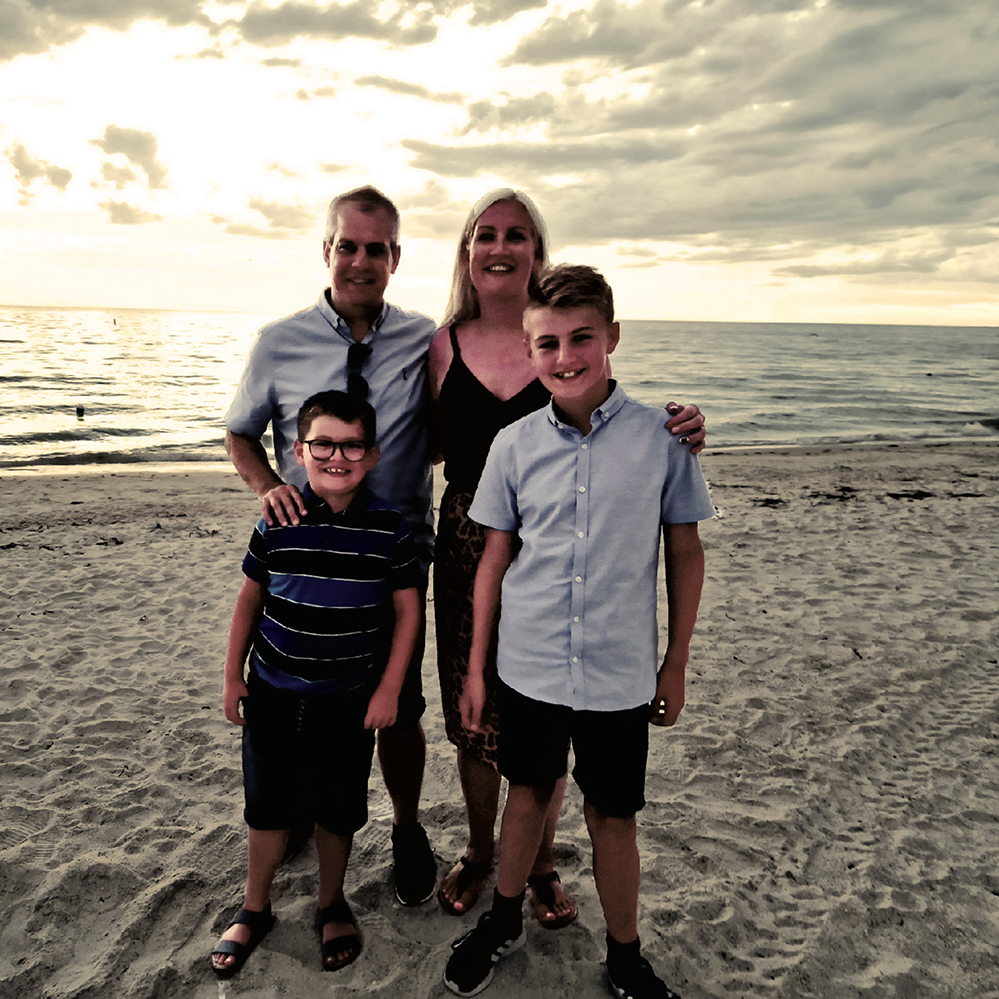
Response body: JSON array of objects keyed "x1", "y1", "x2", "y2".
[
  {"x1": 578, "y1": 486, "x2": 586, "y2": 493},
  {"x1": 572, "y1": 656, "x2": 579, "y2": 663},
  {"x1": 577, "y1": 531, "x2": 584, "y2": 538},
  {"x1": 581, "y1": 443, "x2": 588, "y2": 450},
  {"x1": 574, "y1": 575, "x2": 582, "y2": 583},
  {"x1": 573, "y1": 616, "x2": 580, "y2": 623}
]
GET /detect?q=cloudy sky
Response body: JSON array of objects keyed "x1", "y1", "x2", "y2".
[{"x1": 1, "y1": 0, "x2": 996, "y2": 324}]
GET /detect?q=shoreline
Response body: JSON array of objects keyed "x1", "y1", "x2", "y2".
[
  {"x1": 1, "y1": 442, "x2": 997, "y2": 998},
  {"x1": 1, "y1": 436, "x2": 997, "y2": 480}
]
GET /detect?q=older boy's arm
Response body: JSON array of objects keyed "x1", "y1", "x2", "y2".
[
  {"x1": 226, "y1": 429, "x2": 308, "y2": 527},
  {"x1": 223, "y1": 576, "x2": 266, "y2": 727},
  {"x1": 461, "y1": 528, "x2": 516, "y2": 733},
  {"x1": 365, "y1": 586, "x2": 422, "y2": 730},
  {"x1": 654, "y1": 522, "x2": 705, "y2": 727}
]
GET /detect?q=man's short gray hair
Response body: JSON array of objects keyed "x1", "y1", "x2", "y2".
[{"x1": 324, "y1": 185, "x2": 401, "y2": 245}]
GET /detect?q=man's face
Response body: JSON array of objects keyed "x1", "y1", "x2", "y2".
[{"x1": 323, "y1": 204, "x2": 401, "y2": 316}]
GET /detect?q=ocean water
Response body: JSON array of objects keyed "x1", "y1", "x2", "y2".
[{"x1": 0, "y1": 305, "x2": 996, "y2": 469}]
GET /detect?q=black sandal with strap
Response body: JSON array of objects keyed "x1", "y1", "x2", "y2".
[
  {"x1": 316, "y1": 900, "x2": 363, "y2": 972},
  {"x1": 527, "y1": 870, "x2": 578, "y2": 929},
  {"x1": 210, "y1": 906, "x2": 276, "y2": 978},
  {"x1": 437, "y1": 855, "x2": 492, "y2": 916}
]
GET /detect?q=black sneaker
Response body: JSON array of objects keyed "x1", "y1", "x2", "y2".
[
  {"x1": 606, "y1": 948, "x2": 681, "y2": 999},
  {"x1": 391, "y1": 823, "x2": 437, "y2": 906},
  {"x1": 444, "y1": 910, "x2": 527, "y2": 997}
]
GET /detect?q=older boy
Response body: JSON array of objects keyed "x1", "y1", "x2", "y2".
[
  {"x1": 211, "y1": 390, "x2": 422, "y2": 977},
  {"x1": 445, "y1": 265, "x2": 715, "y2": 999}
]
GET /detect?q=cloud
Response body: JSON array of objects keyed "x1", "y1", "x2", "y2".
[
  {"x1": 395, "y1": 0, "x2": 999, "y2": 288},
  {"x1": 403, "y1": 135, "x2": 685, "y2": 176},
  {"x1": 774, "y1": 248, "x2": 957, "y2": 278},
  {"x1": 235, "y1": 0, "x2": 441, "y2": 49},
  {"x1": 247, "y1": 198, "x2": 313, "y2": 231},
  {"x1": 355, "y1": 75, "x2": 464, "y2": 104},
  {"x1": 503, "y1": 0, "x2": 817, "y2": 70},
  {"x1": 190, "y1": 44, "x2": 225, "y2": 60},
  {"x1": 91, "y1": 125, "x2": 168, "y2": 189},
  {"x1": 99, "y1": 200, "x2": 163, "y2": 224},
  {"x1": 267, "y1": 163, "x2": 301, "y2": 178},
  {"x1": 5, "y1": 143, "x2": 73, "y2": 193},
  {"x1": 212, "y1": 198, "x2": 315, "y2": 239},
  {"x1": 462, "y1": 93, "x2": 558, "y2": 134},
  {"x1": 319, "y1": 163, "x2": 350, "y2": 174},
  {"x1": 100, "y1": 162, "x2": 138, "y2": 189},
  {"x1": 467, "y1": 0, "x2": 547, "y2": 28},
  {"x1": 0, "y1": 0, "x2": 211, "y2": 62},
  {"x1": 261, "y1": 57, "x2": 302, "y2": 67},
  {"x1": 397, "y1": 179, "x2": 451, "y2": 209}
]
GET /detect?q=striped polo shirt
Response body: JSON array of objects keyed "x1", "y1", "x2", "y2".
[{"x1": 242, "y1": 484, "x2": 420, "y2": 694}]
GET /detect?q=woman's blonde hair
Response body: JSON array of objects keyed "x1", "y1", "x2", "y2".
[{"x1": 441, "y1": 189, "x2": 550, "y2": 327}]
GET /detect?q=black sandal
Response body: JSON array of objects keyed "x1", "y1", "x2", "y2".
[
  {"x1": 210, "y1": 906, "x2": 276, "y2": 978},
  {"x1": 527, "y1": 870, "x2": 578, "y2": 929},
  {"x1": 437, "y1": 855, "x2": 492, "y2": 916},
  {"x1": 316, "y1": 900, "x2": 363, "y2": 972}
]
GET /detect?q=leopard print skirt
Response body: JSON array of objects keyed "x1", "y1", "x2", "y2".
[{"x1": 434, "y1": 485, "x2": 500, "y2": 769}]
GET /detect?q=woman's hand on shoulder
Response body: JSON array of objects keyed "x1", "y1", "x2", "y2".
[{"x1": 665, "y1": 402, "x2": 706, "y2": 454}]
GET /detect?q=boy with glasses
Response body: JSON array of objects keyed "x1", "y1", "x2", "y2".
[
  {"x1": 224, "y1": 186, "x2": 438, "y2": 907},
  {"x1": 212, "y1": 390, "x2": 422, "y2": 977}
]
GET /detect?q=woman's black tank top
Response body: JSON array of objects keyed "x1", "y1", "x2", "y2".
[{"x1": 439, "y1": 324, "x2": 551, "y2": 491}]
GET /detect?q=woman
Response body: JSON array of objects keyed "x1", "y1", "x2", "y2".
[{"x1": 429, "y1": 190, "x2": 704, "y2": 926}]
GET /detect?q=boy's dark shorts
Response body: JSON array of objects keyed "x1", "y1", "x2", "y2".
[
  {"x1": 497, "y1": 680, "x2": 649, "y2": 818},
  {"x1": 241, "y1": 672, "x2": 375, "y2": 835},
  {"x1": 385, "y1": 585, "x2": 427, "y2": 730}
]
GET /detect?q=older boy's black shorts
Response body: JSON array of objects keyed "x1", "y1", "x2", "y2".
[
  {"x1": 497, "y1": 680, "x2": 649, "y2": 818},
  {"x1": 385, "y1": 585, "x2": 427, "y2": 730},
  {"x1": 241, "y1": 672, "x2": 375, "y2": 835}
]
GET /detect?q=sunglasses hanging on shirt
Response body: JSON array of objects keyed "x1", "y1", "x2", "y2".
[{"x1": 347, "y1": 342, "x2": 372, "y2": 399}]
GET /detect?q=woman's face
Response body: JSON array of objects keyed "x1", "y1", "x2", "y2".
[{"x1": 467, "y1": 199, "x2": 540, "y2": 298}]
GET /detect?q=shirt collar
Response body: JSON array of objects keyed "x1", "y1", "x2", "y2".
[
  {"x1": 301, "y1": 480, "x2": 372, "y2": 522},
  {"x1": 318, "y1": 289, "x2": 389, "y2": 342},
  {"x1": 546, "y1": 380, "x2": 626, "y2": 431}
]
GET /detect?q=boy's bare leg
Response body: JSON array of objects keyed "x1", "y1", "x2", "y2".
[
  {"x1": 439, "y1": 749, "x2": 501, "y2": 911},
  {"x1": 585, "y1": 801, "x2": 640, "y2": 943},
  {"x1": 212, "y1": 827, "x2": 289, "y2": 971},
  {"x1": 315, "y1": 825, "x2": 357, "y2": 965},
  {"x1": 496, "y1": 782, "x2": 557, "y2": 898},
  {"x1": 378, "y1": 723, "x2": 425, "y2": 825}
]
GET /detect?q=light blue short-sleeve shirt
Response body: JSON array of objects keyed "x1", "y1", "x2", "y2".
[
  {"x1": 225, "y1": 290, "x2": 437, "y2": 568},
  {"x1": 469, "y1": 382, "x2": 715, "y2": 712}
]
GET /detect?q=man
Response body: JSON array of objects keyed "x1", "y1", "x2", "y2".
[{"x1": 225, "y1": 186, "x2": 438, "y2": 906}]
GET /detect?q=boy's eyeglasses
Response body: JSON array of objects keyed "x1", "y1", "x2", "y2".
[
  {"x1": 347, "y1": 342, "x2": 372, "y2": 399},
  {"x1": 302, "y1": 439, "x2": 369, "y2": 461}
]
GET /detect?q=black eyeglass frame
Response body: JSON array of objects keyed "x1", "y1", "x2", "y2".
[{"x1": 300, "y1": 439, "x2": 370, "y2": 461}]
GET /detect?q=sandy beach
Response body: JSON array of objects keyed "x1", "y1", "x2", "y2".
[{"x1": 1, "y1": 442, "x2": 997, "y2": 999}]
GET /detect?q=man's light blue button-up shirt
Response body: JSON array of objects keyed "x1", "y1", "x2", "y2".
[
  {"x1": 469, "y1": 383, "x2": 715, "y2": 712},
  {"x1": 225, "y1": 290, "x2": 437, "y2": 568}
]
